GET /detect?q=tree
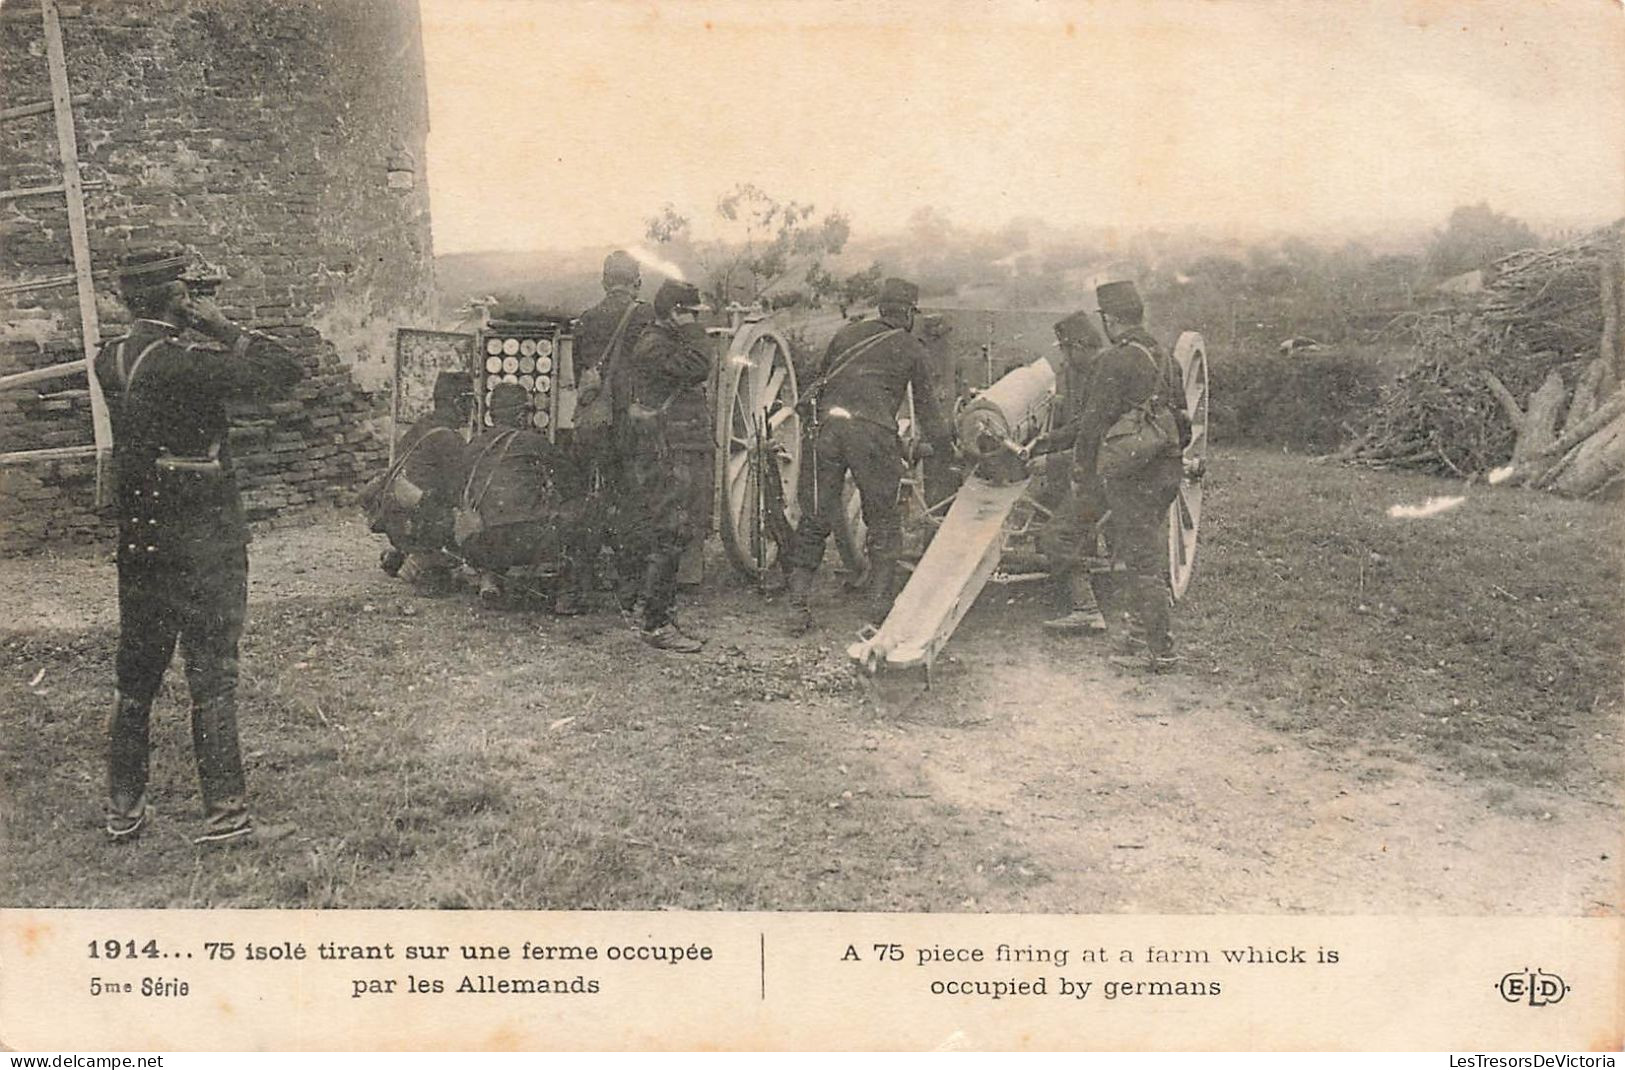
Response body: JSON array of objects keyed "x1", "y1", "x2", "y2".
[
  {"x1": 1426, "y1": 203, "x2": 1539, "y2": 279},
  {"x1": 807, "y1": 261, "x2": 883, "y2": 317},
  {"x1": 644, "y1": 184, "x2": 852, "y2": 309}
]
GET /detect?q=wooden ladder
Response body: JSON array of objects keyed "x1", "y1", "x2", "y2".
[{"x1": 0, "y1": 0, "x2": 111, "y2": 486}]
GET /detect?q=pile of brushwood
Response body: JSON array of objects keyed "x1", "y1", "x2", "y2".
[{"x1": 1343, "y1": 220, "x2": 1625, "y2": 497}]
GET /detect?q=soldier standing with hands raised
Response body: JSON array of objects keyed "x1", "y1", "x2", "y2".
[
  {"x1": 94, "y1": 246, "x2": 302, "y2": 846},
  {"x1": 620, "y1": 280, "x2": 714, "y2": 652}
]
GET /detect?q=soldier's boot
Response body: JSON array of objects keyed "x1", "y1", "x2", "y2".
[
  {"x1": 400, "y1": 551, "x2": 456, "y2": 594},
  {"x1": 664, "y1": 608, "x2": 706, "y2": 646},
  {"x1": 1042, "y1": 571, "x2": 1108, "y2": 634},
  {"x1": 640, "y1": 622, "x2": 703, "y2": 654},
  {"x1": 1114, "y1": 627, "x2": 1149, "y2": 656},
  {"x1": 758, "y1": 562, "x2": 790, "y2": 596},
  {"x1": 477, "y1": 571, "x2": 504, "y2": 608},
  {"x1": 785, "y1": 569, "x2": 815, "y2": 635},
  {"x1": 1107, "y1": 573, "x2": 1178, "y2": 673},
  {"x1": 189, "y1": 686, "x2": 253, "y2": 846},
  {"x1": 379, "y1": 548, "x2": 406, "y2": 578},
  {"x1": 106, "y1": 691, "x2": 152, "y2": 842}
]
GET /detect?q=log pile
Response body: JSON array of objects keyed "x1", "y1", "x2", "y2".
[{"x1": 1343, "y1": 221, "x2": 1625, "y2": 497}]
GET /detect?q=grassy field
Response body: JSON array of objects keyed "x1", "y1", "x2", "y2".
[
  {"x1": 1, "y1": 447, "x2": 1618, "y2": 909},
  {"x1": 1175, "y1": 451, "x2": 1621, "y2": 800}
]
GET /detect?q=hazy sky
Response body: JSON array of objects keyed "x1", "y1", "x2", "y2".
[{"x1": 420, "y1": 0, "x2": 1625, "y2": 254}]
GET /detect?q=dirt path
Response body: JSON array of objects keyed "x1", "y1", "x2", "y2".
[
  {"x1": 851, "y1": 633, "x2": 1620, "y2": 914},
  {"x1": 4, "y1": 512, "x2": 1618, "y2": 914}
]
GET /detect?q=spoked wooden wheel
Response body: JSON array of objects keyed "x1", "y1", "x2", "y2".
[
  {"x1": 1168, "y1": 331, "x2": 1208, "y2": 601},
  {"x1": 718, "y1": 324, "x2": 802, "y2": 579}
]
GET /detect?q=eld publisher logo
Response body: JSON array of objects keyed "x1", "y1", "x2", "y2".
[{"x1": 1498, "y1": 968, "x2": 1570, "y2": 1006}]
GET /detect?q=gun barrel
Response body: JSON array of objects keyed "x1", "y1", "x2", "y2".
[
  {"x1": 954, "y1": 356, "x2": 1055, "y2": 481},
  {"x1": 955, "y1": 356, "x2": 1054, "y2": 445}
]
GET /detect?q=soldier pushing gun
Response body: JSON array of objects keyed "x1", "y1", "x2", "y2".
[
  {"x1": 785, "y1": 277, "x2": 952, "y2": 635},
  {"x1": 1028, "y1": 280, "x2": 1191, "y2": 673}
]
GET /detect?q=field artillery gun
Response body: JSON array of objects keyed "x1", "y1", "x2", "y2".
[
  {"x1": 391, "y1": 309, "x2": 1207, "y2": 664},
  {"x1": 843, "y1": 331, "x2": 1210, "y2": 679}
]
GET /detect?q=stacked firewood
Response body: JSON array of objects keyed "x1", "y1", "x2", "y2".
[{"x1": 1344, "y1": 221, "x2": 1625, "y2": 497}]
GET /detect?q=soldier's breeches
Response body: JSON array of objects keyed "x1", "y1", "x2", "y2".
[
  {"x1": 112, "y1": 550, "x2": 249, "y2": 818},
  {"x1": 789, "y1": 420, "x2": 902, "y2": 573},
  {"x1": 626, "y1": 445, "x2": 706, "y2": 628},
  {"x1": 1102, "y1": 461, "x2": 1180, "y2": 655},
  {"x1": 559, "y1": 430, "x2": 617, "y2": 566},
  {"x1": 107, "y1": 692, "x2": 152, "y2": 821},
  {"x1": 1039, "y1": 469, "x2": 1107, "y2": 572}
]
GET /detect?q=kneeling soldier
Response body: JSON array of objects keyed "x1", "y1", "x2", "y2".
[
  {"x1": 457, "y1": 382, "x2": 572, "y2": 606},
  {"x1": 366, "y1": 371, "x2": 470, "y2": 590}
]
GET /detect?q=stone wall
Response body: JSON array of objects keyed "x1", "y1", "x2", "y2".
[{"x1": 0, "y1": 0, "x2": 433, "y2": 554}]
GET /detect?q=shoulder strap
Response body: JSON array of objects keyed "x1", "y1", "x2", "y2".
[
  {"x1": 600, "y1": 300, "x2": 639, "y2": 366},
  {"x1": 1123, "y1": 341, "x2": 1169, "y2": 407},
  {"x1": 118, "y1": 338, "x2": 168, "y2": 393},
  {"x1": 383, "y1": 425, "x2": 458, "y2": 490},
  {"x1": 462, "y1": 429, "x2": 520, "y2": 512},
  {"x1": 807, "y1": 327, "x2": 904, "y2": 398}
]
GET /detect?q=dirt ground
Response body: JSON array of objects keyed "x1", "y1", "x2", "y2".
[{"x1": 3, "y1": 479, "x2": 1618, "y2": 914}]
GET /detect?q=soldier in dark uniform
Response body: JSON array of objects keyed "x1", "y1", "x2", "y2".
[
  {"x1": 1027, "y1": 310, "x2": 1110, "y2": 633},
  {"x1": 620, "y1": 280, "x2": 712, "y2": 652},
  {"x1": 369, "y1": 371, "x2": 470, "y2": 590},
  {"x1": 1071, "y1": 280, "x2": 1190, "y2": 672},
  {"x1": 786, "y1": 277, "x2": 951, "y2": 631},
  {"x1": 94, "y1": 246, "x2": 303, "y2": 845},
  {"x1": 457, "y1": 382, "x2": 572, "y2": 606},
  {"x1": 562, "y1": 250, "x2": 654, "y2": 615}
]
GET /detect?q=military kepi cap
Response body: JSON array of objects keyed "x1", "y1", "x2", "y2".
[
  {"x1": 1053, "y1": 310, "x2": 1102, "y2": 347},
  {"x1": 433, "y1": 372, "x2": 472, "y2": 406},
  {"x1": 654, "y1": 279, "x2": 703, "y2": 317},
  {"x1": 603, "y1": 249, "x2": 640, "y2": 286},
  {"x1": 488, "y1": 381, "x2": 530, "y2": 416},
  {"x1": 117, "y1": 244, "x2": 189, "y2": 287},
  {"x1": 1095, "y1": 280, "x2": 1144, "y2": 323},
  {"x1": 877, "y1": 277, "x2": 920, "y2": 309}
]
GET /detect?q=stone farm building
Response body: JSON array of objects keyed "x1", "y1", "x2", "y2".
[{"x1": 0, "y1": 0, "x2": 434, "y2": 553}]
